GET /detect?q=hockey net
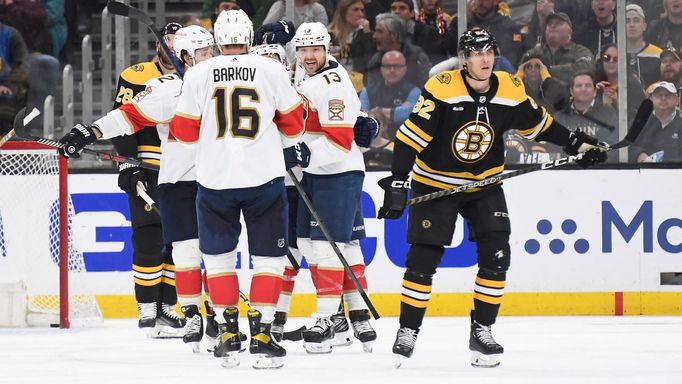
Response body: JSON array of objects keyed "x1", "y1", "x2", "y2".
[{"x1": 0, "y1": 141, "x2": 101, "y2": 327}]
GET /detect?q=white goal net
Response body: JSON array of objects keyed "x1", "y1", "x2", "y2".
[{"x1": 0, "y1": 141, "x2": 101, "y2": 327}]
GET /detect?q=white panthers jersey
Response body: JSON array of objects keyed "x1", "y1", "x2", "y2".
[
  {"x1": 295, "y1": 60, "x2": 364, "y2": 175},
  {"x1": 170, "y1": 54, "x2": 304, "y2": 190},
  {"x1": 92, "y1": 73, "x2": 198, "y2": 185}
]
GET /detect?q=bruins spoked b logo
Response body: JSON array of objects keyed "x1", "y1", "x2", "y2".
[{"x1": 451, "y1": 121, "x2": 494, "y2": 163}]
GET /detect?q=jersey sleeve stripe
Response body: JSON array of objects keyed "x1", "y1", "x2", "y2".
[
  {"x1": 517, "y1": 109, "x2": 553, "y2": 140},
  {"x1": 118, "y1": 103, "x2": 156, "y2": 132},
  {"x1": 169, "y1": 114, "x2": 201, "y2": 143},
  {"x1": 323, "y1": 125, "x2": 354, "y2": 151},
  {"x1": 132, "y1": 103, "x2": 171, "y2": 124},
  {"x1": 404, "y1": 119, "x2": 433, "y2": 141},
  {"x1": 274, "y1": 103, "x2": 304, "y2": 138},
  {"x1": 396, "y1": 130, "x2": 425, "y2": 153},
  {"x1": 175, "y1": 111, "x2": 202, "y2": 120},
  {"x1": 137, "y1": 145, "x2": 161, "y2": 153},
  {"x1": 278, "y1": 99, "x2": 304, "y2": 115}
]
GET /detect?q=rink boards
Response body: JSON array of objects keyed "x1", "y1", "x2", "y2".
[{"x1": 14, "y1": 169, "x2": 682, "y2": 317}]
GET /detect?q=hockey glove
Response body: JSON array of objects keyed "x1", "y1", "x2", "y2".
[
  {"x1": 118, "y1": 164, "x2": 148, "y2": 194},
  {"x1": 283, "y1": 142, "x2": 311, "y2": 170},
  {"x1": 254, "y1": 20, "x2": 295, "y2": 45},
  {"x1": 563, "y1": 129, "x2": 608, "y2": 168},
  {"x1": 353, "y1": 115, "x2": 379, "y2": 148},
  {"x1": 58, "y1": 124, "x2": 98, "y2": 158},
  {"x1": 377, "y1": 176, "x2": 410, "y2": 220}
]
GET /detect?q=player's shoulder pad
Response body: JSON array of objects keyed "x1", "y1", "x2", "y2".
[
  {"x1": 120, "y1": 62, "x2": 163, "y2": 86},
  {"x1": 492, "y1": 71, "x2": 528, "y2": 105},
  {"x1": 423, "y1": 70, "x2": 467, "y2": 101}
]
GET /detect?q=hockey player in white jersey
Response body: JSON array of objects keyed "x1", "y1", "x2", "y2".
[
  {"x1": 169, "y1": 9, "x2": 305, "y2": 370},
  {"x1": 57, "y1": 26, "x2": 221, "y2": 347},
  {"x1": 283, "y1": 22, "x2": 377, "y2": 354}
]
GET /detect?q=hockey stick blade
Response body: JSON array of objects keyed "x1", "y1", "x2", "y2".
[
  {"x1": 408, "y1": 99, "x2": 655, "y2": 206},
  {"x1": 106, "y1": 1, "x2": 184, "y2": 77},
  {"x1": 1, "y1": 107, "x2": 41, "y2": 148},
  {"x1": 281, "y1": 326, "x2": 306, "y2": 342}
]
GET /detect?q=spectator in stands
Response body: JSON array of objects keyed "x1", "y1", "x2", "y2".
[
  {"x1": 416, "y1": 0, "x2": 452, "y2": 37},
  {"x1": 0, "y1": 21, "x2": 28, "y2": 135},
  {"x1": 363, "y1": 0, "x2": 391, "y2": 29},
  {"x1": 574, "y1": 0, "x2": 617, "y2": 60},
  {"x1": 595, "y1": 43, "x2": 645, "y2": 121},
  {"x1": 43, "y1": 0, "x2": 68, "y2": 59},
  {"x1": 523, "y1": 12, "x2": 594, "y2": 85},
  {"x1": 625, "y1": 4, "x2": 662, "y2": 89},
  {"x1": 526, "y1": 0, "x2": 592, "y2": 48},
  {"x1": 389, "y1": 0, "x2": 443, "y2": 64},
  {"x1": 363, "y1": 13, "x2": 431, "y2": 89},
  {"x1": 659, "y1": 48, "x2": 682, "y2": 107},
  {"x1": 629, "y1": 81, "x2": 682, "y2": 163},
  {"x1": 328, "y1": 0, "x2": 370, "y2": 68},
  {"x1": 515, "y1": 51, "x2": 568, "y2": 114},
  {"x1": 444, "y1": 0, "x2": 529, "y2": 67},
  {"x1": 628, "y1": 0, "x2": 665, "y2": 24},
  {"x1": 645, "y1": 0, "x2": 682, "y2": 51},
  {"x1": 0, "y1": 0, "x2": 59, "y2": 134},
  {"x1": 554, "y1": 72, "x2": 619, "y2": 157},
  {"x1": 262, "y1": 0, "x2": 328, "y2": 28}
]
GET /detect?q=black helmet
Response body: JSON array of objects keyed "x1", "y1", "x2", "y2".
[
  {"x1": 159, "y1": 22, "x2": 183, "y2": 37},
  {"x1": 457, "y1": 28, "x2": 498, "y2": 58}
]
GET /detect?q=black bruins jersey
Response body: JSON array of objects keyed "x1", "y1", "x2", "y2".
[
  {"x1": 396, "y1": 70, "x2": 568, "y2": 191},
  {"x1": 111, "y1": 62, "x2": 163, "y2": 165}
]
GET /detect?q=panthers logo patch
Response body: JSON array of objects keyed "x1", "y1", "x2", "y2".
[{"x1": 451, "y1": 121, "x2": 495, "y2": 163}]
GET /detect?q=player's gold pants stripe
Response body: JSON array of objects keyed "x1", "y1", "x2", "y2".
[
  {"x1": 402, "y1": 280, "x2": 431, "y2": 293},
  {"x1": 476, "y1": 277, "x2": 506, "y2": 288},
  {"x1": 416, "y1": 158, "x2": 504, "y2": 180},
  {"x1": 474, "y1": 292, "x2": 503, "y2": 305},
  {"x1": 401, "y1": 295, "x2": 429, "y2": 308},
  {"x1": 133, "y1": 264, "x2": 163, "y2": 273},
  {"x1": 135, "y1": 277, "x2": 161, "y2": 286}
]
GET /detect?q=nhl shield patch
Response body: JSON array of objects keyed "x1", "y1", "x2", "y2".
[{"x1": 328, "y1": 99, "x2": 345, "y2": 120}]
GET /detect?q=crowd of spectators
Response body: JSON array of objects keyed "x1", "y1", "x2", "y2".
[{"x1": 2, "y1": 0, "x2": 681, "y2": 167}]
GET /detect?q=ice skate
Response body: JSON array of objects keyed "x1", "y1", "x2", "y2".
[
  {"x1": 181, "y1": 305, "x2": 203, "y2": 353},
  {"x1": 137, "y1": 302, "x2": 157, "y2": 338},
  {"x1": 331, "y1": 310, "x2": 353, "y2": 347},
  {"x1": 302, "y1": 317, "x2": 335, "y2": 354},
  {"x1": 350, "y1": 309, "x2": 377, "y2": 353},
  {"x1": 248, "y1": 310, "x2": 286, "y2": 369},
  {"x1": 392, "y1": 327, "x2": 419, "y2": 368},
  {"x1": 271, "y1": 311, "x2": 287, "y2": 342},
  {"x1": 204, "y1": 300, "x2": 219, "y2": 352},
  {"x1": 214, "y1": 307, "x2": 241, "y2": 368},
  {"x1": 469, "y1": 317, "x2": 504, "y2": 368},
  {"x1": 153, "y1": 303, "x2": 186, "y2": 338}
]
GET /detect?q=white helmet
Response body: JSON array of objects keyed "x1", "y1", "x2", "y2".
[
  {"x1": 249, "y1": 44, "x2": 287, "y2": 65},
  {"x1": 293, "y1": 22, "x2": 330, "y2": 52},
  {"x1": 214, "y1": 9, "x2": 253, "y2": 47},
  {"x1": 173, "y1": 25, "x2": 215, "y2": 64}
]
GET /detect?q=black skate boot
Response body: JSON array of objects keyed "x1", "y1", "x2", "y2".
[
  {"x1": 302, "y1": 317, "x2": 335, "y2": 354},
  {"x1": 248, "y1": 310, "x2": 286, "y2": 369},
  {"x1": 331, "y1": 309, "x2": 353, "y2": 347},
  {"x1": 349, "y1": 309, "x2": 377, "y2": 352},
  {"x1": 181, "y1": 304, "x2": 203, "y2": 353},
  {"x1": 469, "y1": 311, "x2": 504, "y2": 368},
  {"x1": 137, "y1": 302, "x2": 157, "y2": 337},
  {"x1": 204, "y1": 300, "x2": 219, "y2": 352},
  {"x1": 392, "y1": 327, "x2": 419, "y2": 368},
  {"x1": 271, "y1": 311, "x2": 287, "y2": 342},
  {"x1": 214, "y1": 307, "x2": 242, "y2": 368},
  {"x1": 154, "y1": 303, "x2": 186, "y2": 338}
]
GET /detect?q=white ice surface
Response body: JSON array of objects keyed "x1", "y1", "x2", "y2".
[{"x1": 1, "y1": 316, "x2": 681, "y2": 384}]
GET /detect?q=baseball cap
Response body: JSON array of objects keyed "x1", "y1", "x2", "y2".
[
  {"x1": 661, "y1": 48, "x2": 681, "y2": 62},
  {"x1": 626, "y1": 4, "x2": 645, "y2": 20},
  {"x1": 546, "y1": 12, "x2": 572, "y2": 28},
  {"x1": 160, "y1": 22, "x2": 183, "y2": 37},
  {"x1": 647, "y1": 81, "x2": 678, "y2": 96}
]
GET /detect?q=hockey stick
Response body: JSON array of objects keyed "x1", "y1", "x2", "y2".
[
  {"x1": 0, "y1": 107, "x2": 41, "y2": 148},
  {"x1": 135, "y1": 181, "x2": 161, "y2": 215},
  {"x1": 408, "y1": 99, "x2": 654, "y2": 206},
  {"x1": 287, "y1": 169, "x2": 380, "y2": 320},
  {"x1": 106, "y1": 1, "x2": 184, "y2": 77}
]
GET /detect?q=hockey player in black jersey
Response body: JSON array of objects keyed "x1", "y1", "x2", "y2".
[{"x1": 378, "y1": 28, "x2": 607, "y2": 368}]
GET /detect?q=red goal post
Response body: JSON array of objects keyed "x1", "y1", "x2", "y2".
[{"x1": 0, "y1": 141, "x2": 101, "y2": 327}]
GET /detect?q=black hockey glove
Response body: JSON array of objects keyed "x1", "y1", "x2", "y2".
[
  {"x1": 58, "y1": 124, "x2": 98, "y2": 158},
  {"x1": 283, "y1": 142, "x2": 311, "y2": 170},
  {"x1": 563, "y1": 129, "x2": 608, "y2": 168},
  {"x1": 353, "y1": 115, "x2": 379, "y2": 148},
  {"x1": 254, "y1": 20, "x2": 295, "y2": 45},
  {"x1": 118, "y1": 164, "x2": 148, "y2": 194},
  {"x1": 377, "y1": 176, "x2": 410, "y2": 220}
]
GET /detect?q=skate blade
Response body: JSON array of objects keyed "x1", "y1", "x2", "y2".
[
  {"x1": 361, "y1": 340, "x2": 374, "y2": 353},
  {"x1": 303, "y1": 339, "x2": 333, "y2": 354},
  {"x1": 220, "y1": 352, "x2": 240, "y2": 368},
  {"x1": 205, "y1": 336, "x2": 219, "y2": 353},
  {"x1": 332, "y1": 330, "x2": 353, "y2": 347},
  {"x1": 252, "y1": 354, "x2": 284, "y2": 370},
  {"x1": 151, "y1": 324, "x2": 184, "y2": 339},
  {"x1": 394, "y1": 354, "x2": 407, "y2": 369},
  {"x1": 186, "y1": 341, "x2": 200, "y2": 354},
  {"x1": 470, "y1": 351, "x2": 501, "y2": 368}
]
